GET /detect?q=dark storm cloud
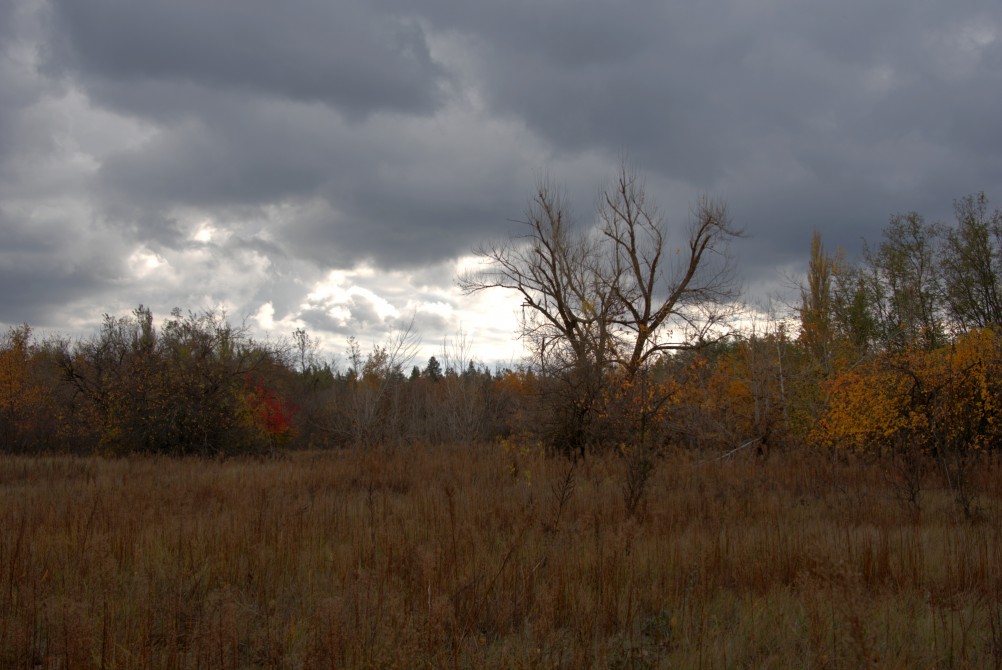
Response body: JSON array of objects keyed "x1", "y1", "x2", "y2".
[
  {"x1": 0, "y1": 209, "x2": 126, "y2": 326},
  {"x1": 1, "y1": 0, "x2": 1000, "y2": 355},
  {"x1": 45, "y1": 0, "x2": 447, "y2": 119},
  {"x1": 86, "y1": 89, "x2": 528, "y2": 268},
  {"x1": 96, "y1": 104, "x2": 337, "y2": 210},
  {"x1": 288, "y1": 185, "x2": 519, "y2": 270},
  {"x1": 399, "y1": 0, "x2": 1002, "y2": 276},
  {"x1": 0, "y1": 263, "x2": 101, "y2": 326},
  {"x1": 414, "y1": 0, "x2": 1000, "y2": 173}
]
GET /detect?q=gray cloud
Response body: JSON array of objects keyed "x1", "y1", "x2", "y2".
[
  {"x1": 297, "y1": 295, "x2": 388, "y2": 336},
  {"x1": 45, "y1": 0, "x2": 447, "y2": 119},
  {"x1": 0, "y1": 0, "x2": 1000, "y2": 359},
  {"x1": 0, "y1": 204, "x2": 131, "y2": 326}
]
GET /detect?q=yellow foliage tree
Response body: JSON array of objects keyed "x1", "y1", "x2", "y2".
[{"x1": 814, "y1": 328, "x2": 1002, "y2": 454}]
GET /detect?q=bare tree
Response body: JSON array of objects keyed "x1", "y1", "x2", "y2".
[
  {"x1": 357, "y1": 318, "x2": 420, "y2": 447},
  {"x1": 459, "y1": 165, "x2": 742, "y2": 381},
  {"x1": 460, "y1": 179, "x2": 610, "y2": 377},
  {"x1": 459, "y1": 165, "x2": 741, "y2": 456},
  {"x1": 941, "y1": 192, "x2": 1002, "y2": 332},
  {"x1": 599, "y1": 168, "x2": 742, "y2": 377},
  {"x1": 864, "y1": 212, "x2": 945, "y2": 350}
]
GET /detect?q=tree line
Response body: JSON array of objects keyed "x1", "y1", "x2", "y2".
[
  {"x1": 0, "y1": 307, "x2": 524, "y2": 456},
  {"x1": 2, "y1": 169, "x2": 1001, "y2": 490}
]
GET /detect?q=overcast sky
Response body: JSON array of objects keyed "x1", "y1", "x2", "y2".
[{"x1": 1, "y1": 0, "x2": 1000, "y2": 366}]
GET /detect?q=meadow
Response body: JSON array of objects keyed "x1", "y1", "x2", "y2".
[{"x1": 1, "y1": 445, "x2": 1000, "y2": 669}]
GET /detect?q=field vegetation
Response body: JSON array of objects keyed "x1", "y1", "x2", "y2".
[{"x1": 1, "y1": 446, "x2": 1000, "y2": 668}]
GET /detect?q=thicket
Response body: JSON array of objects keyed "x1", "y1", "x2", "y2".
[{"x1": 0, "y1": 309, "x2": 517, "y2": 456}]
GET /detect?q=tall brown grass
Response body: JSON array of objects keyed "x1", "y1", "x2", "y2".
[{"x1": 1, "y1": 445, "x2": 1000, "y2": 668}]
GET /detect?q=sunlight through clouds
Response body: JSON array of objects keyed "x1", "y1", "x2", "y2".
[{"x1": 126, "y1": 248, "x2": 167, "y2": 278}]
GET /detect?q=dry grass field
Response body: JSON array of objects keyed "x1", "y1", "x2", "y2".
[{"x1": 1, "y1": 445, "x2": 1000, "y2": 669}]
